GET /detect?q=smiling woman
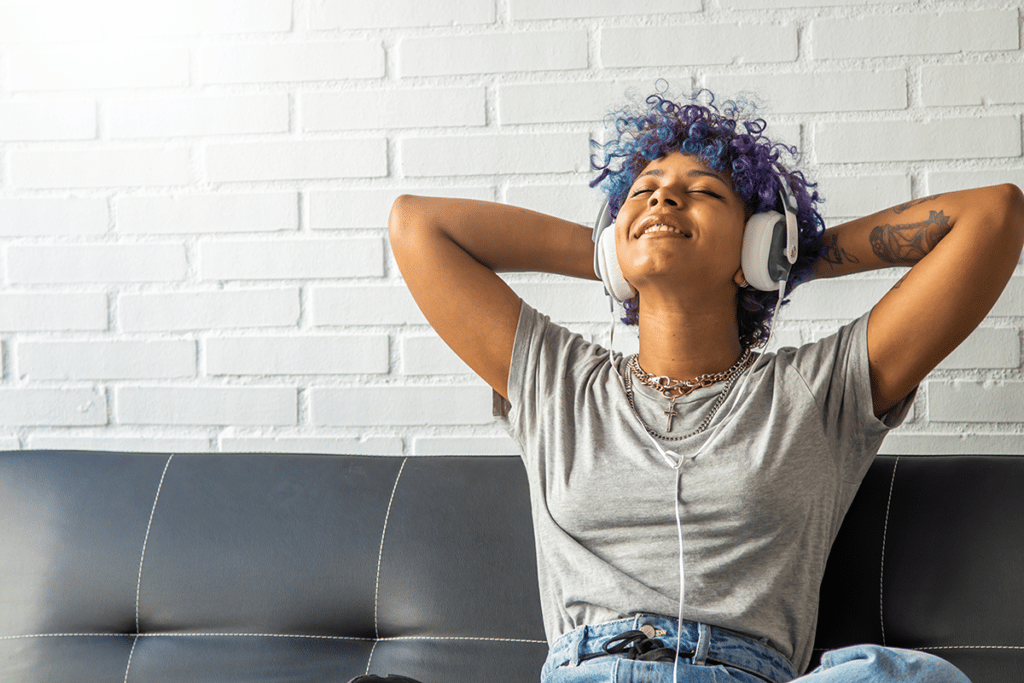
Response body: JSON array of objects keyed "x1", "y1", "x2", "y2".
[{"x1": 389, "y1": 85, "x2": 1022, "y2": 683}]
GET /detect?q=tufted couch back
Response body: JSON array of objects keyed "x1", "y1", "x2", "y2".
[{"x1": 1, "y1": 451, "x2": 1021, "y2": 682}]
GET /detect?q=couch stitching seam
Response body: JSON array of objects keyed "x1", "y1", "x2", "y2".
[
  {"x1": 879, "y1": 456, "x2": 898, "y2": 647},
  {"x1": 364, "y1": 640, "x2": 379, "y2": 676},
  {"x1": 124, "y1": 453, "x2": 174, "y2": 683},
  {"x1": 0, "y1": 633, "x2": 548, "y2": 644},
  {"x1": 374, "y1": 457, "x2": 407, "y2": 641},
  {"x1": 135, "y1": 454, "x2": 175, "y2": 633},
  {"x1": 123, "y1": 635, "x2": 140, "y2": 683}
]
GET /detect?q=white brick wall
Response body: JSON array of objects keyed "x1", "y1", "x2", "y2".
[{"x1": 0, "y1": 0, "x2": 1021, "y2": 455}]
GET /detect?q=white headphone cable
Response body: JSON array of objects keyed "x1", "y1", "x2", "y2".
[{"x1": 626, "y1": 278, "x2": 789, "y2": 679}]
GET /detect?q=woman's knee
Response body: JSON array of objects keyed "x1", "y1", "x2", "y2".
[{"x1": 814, "y1": 644, "x2": 970, "y2": 682}]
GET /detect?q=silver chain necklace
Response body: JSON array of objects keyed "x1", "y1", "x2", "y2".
[{"x1": 624, "y1": 350, "x2": 754, "y2": 439}]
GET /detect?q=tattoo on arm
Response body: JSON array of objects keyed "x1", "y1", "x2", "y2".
[
  {"x1": 821, "y1": 232, "x2": 860, "y2": 266},
  {"x1": 892, "y1": 193, "x2": 944, "y2": 214},
  {"x1": 869, "y1": 210, "x2": 952, "y2": 265}
]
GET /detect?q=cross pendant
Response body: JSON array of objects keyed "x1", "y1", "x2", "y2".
[{"x1": 664, "y1": 401, "x2": 678, "y2": 432}]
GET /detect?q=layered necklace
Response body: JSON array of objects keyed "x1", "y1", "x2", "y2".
[{"x1": 624, "y1": 348, "x2": 755, "y2": 440}]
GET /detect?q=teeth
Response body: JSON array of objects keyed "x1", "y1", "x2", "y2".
[{"x1": 640, "y1": 223, "x2": 687, "y2": 237}]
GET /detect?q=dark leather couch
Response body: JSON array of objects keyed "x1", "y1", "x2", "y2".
[{"x1": 1, "y1": 450, "x2": 1021, "y2": 682}]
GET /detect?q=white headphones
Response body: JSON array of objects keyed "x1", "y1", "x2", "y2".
[{"x1": 592, "y1": 181, "x2": 799, "y2": 300}]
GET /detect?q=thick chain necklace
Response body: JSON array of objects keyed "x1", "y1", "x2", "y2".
[
  {"x1": 625, "y1": 349, "x2": 754, "y2": 438},
  {"x1": 627, "y1": 348, "x2": 753, "y2": 400}
]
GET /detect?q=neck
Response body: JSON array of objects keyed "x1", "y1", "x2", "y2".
[{"x1": 635, "y1": 293, "x2": 745, "y2": 382}]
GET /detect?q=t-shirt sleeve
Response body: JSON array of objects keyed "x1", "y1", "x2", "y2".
[
  {"x1": 493, "y1": 301, "x2": 609, "y2": 453},
  {"x1": 786, "y1": 309, "x2": 915, "y2": 481}
]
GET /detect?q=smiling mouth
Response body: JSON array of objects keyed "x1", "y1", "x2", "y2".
[{"x1": 638, "y1": 223, "x2": 692, "y2": 239}]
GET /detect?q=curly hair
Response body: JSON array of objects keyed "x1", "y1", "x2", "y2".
[{"x1": 590, "y1": 87, "x2": 825, "y2": 349}]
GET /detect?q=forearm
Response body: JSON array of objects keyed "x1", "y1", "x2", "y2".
[
  {"x1": 389, "y1": 195, "x2": 598, "y2": 281},
  {"x1": 811, "y1": 184, "x2": 1024, "y2": 280}
]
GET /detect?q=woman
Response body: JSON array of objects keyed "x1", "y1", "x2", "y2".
[{"x1": 385, "y1": 91, "x2": 1024, "y2": 682}]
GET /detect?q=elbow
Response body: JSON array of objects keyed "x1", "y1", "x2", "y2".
[
  {"x1": 998, "y1": 183, "x2": 1024, "y2": 255},
  {"x1": 388, "y1": 194, "x2": 437, "y2": 255},
  {"x1": 388, "y1": 194, "x2": 419, "y2": 245}
]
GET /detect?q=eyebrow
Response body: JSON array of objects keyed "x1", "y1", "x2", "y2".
[{"x1": 637, "y1": 168, "x2": 729, "y2": 183}]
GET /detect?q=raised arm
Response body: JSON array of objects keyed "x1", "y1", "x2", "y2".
[
  {"x1": 811, "y1": 184, "x2": 1024, "y2": 416},
  {"x1": 388, "y1": 196, "x2": 597, "y2": 400}
]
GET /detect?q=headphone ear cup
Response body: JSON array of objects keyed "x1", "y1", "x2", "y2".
[
  {"x1": 597, "y1": 227, "x2": 636, "y2": 302},
  {"x1": 742, "y1": 210, "x2": 789, "y2": 291}
]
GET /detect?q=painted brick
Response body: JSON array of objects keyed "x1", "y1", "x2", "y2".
[
  {"x1": 400, "y1": 133, "x2": 588, "y2": 177},
  {"x1": 511, "y1": 281, "x2": 611, "y2": 323},
  {"x1": 310, "y1": 386, "x2": 493, "y2": 426},
  {"x1": 398, "y1": 31, "x2": 587, "y2": 77},
  {"x1": 200, "y1": 41, "x2": 384, "y2": 84},
  {"x1": 812, "y1": 10, "x2": 1018, "y2": 60},
  {"x1": 7, "y1": 45, "x2": 189, "y2": 90},
  {"x1": 312, "y1": 285, "x2": 425, "y2": 326},
  {"x1": 706, "y1": 70, "x2": 907, "y2": 114},
  {"x1": 725, "y1": 0, "x2": 912, "y2": 6},
  {"x1": 401, "y1": 335, "x2": 473, "y2": 375},
  {"x1": 0, "y1": 100, "x2": 96, "y2": 140},
  {"x1": 0, "y1": 198, "x2": 108, "y2": 236},
  {"x1": 0, "y1": 388, "x2": 106, "y2": 426},
  {"x1": 505, "y1": 184, "x2": 602, "y2": 224},
  {"x1": 206, "y1": 335, "x2": 389, "y2": 376},
  {"x1": 923, "y1": 62, "x2": 1024, "y2": 107},
  {"x1": 198, "y1": 0, "x2": 293, "y2": 34},
  {"x1": 929, "y1": 381, "x2": 1024, "y2": 423},
  {"x1": 512, "y1": 0, "x2": 698, "y2": 20},
  {"x1": 117, "y1": 193, "x2": 298, "y2": 234},
  {"x1": 311, "y1": 0, "x2": 494, "y2": 29},
  {"x1": 220, "y1": 435, "x2": 403, "y2": 456},
  {"x1": 413, "y1": 436, "x2": 520, "y2": 456},
  {"x1": 301, "y1": 87, "x2": 485, "y2": 131},
  {"x1": 927, "y1": 171, "x2": 1024, "y2": 197},
  {"x1": 199, "y1": 238, "x2": 383, "y2": 281},
  {"x1": 27, "y1": 435, "x2": 212, "y2": 452},
  {"x1": 7, "y1": 244, "x2": 187, "y2": 284},
  {"x1": 498, "y1": 80, "x2": 662, "y2": 125},
  {"x1": 11, "y1": 148, "x2": 191, "y2": 188},
  {"x1": 602, "y1": 24, "x2": 797, "y2": 68},
  {"x1": 0, "y1": 293, "x2": 108, "y2": 332},
  {"x1": 119, "y1": 289, "x2": 300, "y2": 331},
  {"x1": 17, "y1": 340, "x2": 196, "y2": 380},
  {"x1": 784, "y1": 278, "x2": 896, "y2": 321},
  {"x1": 309, "y1": 186, "x2": 495, "y2": 230},
  {"x1": 205, "y1": 139, "x2": 387, "y2": 182},
  {"x1": 814, "y1": 117, "x2": 1020, "y2": 163},
  {"x1": 0, "y1": 0, "x2": 291, "y2": 40},
  {"x1": 879, "y1": 433, "x2": 1024, "y2": 456},
  {"x1": 0, "y1": 436, "x2": 21, "y2": 450},
  {"x1": 990, "y1": 277, "x2": 1024, "y2": 317},
  {"x1": 603, "y1": 326, "x2": 640, "y2": 357},
  {"x1": 116, "y1": 386, "x2": 297, "y2": 426},
  {"x1": 109, "y1": 95, "x2": 289, "y2": 138},
  {"x1": 816, "y1": 175, "x2": 912, "y2": 219},
  {"x1": 936, "y1": 327, "x2": 1019, "y2": 370}
]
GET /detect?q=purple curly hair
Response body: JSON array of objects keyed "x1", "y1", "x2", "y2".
[{"x1": 590, "y1": 87, "x2": 825, "y2": 349}]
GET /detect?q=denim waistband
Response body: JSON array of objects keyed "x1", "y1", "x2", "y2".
[{"x1": 542, "y1": 615, "x2": 796, "y2": 683}]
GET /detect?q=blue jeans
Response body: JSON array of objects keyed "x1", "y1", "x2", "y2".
[{"x1": 540, "y1": 615, "x2": 971, "y2": 683}]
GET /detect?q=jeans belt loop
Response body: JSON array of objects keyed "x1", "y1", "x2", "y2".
[
  {"x1": 569, "y1": 625, "x2": 587, "y2": 667},
  {"x1": 693, "y1": 623, "x2": 712, "y2": 666}
]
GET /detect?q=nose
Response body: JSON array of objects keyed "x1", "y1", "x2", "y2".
[{"x1": 647, "y1": 187, "x2": 682, "y2": 209}]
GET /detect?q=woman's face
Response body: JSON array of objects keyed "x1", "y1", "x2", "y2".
[{"x1": 614, "y1": 151, "x2": 749, "y2": 294}]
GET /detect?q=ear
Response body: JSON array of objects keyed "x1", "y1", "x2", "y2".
[{"x1": 733, "y1": 267, "x2": 748, "y2": 288}]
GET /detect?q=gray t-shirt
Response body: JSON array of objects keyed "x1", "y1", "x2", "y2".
[{"x1": 494, "y1": 301, "x2": 913, "y2": 675}]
